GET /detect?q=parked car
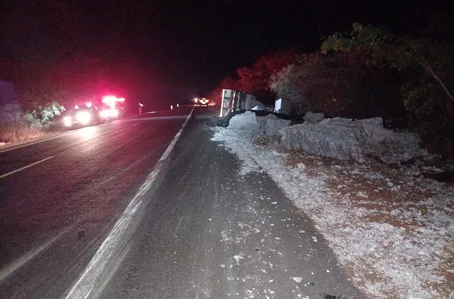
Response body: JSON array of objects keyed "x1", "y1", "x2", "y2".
[{"x1": 62, "y1": 105, "x2": 102, "y2": 128}]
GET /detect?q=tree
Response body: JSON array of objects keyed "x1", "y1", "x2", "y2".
[
  {"x1": 321, "y1": 22, "x2": 454, "y2": 109},
  {"x1": 322, "y1": 21, "x2": 454, "y2": 157},
  {"x1": 270, "y1": 50, "x2": 405, "y2": 118},
  {"x1": 270, "y1": 62, "x2": 307, "y2": 113},
  {"x1": 236, "y1": 48, "x2": 298, "y2": 103}
]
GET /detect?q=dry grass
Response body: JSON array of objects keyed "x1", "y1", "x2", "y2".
[{"x1": 0, "y1": 122, "x2": 44, "y2": 144}]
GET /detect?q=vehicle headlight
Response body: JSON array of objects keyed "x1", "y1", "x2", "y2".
[
  {"x1": 111, "y1": 109, "x2": 119, "y2": 118},
  {"x1": 99, "y1": 110, "x2": 109, "y2": 118},
  {"x1": 63, "y1": 116, "x2": 72, "y2": 127},
  {"x1": 76, "y1": 111, "x2": 91, "y2": 125}
]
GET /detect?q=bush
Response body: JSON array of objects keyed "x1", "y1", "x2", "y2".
[
  {"x1": 0, "y1": 102, "x2": 44, "y2": 144},
  {"x1": 270, "y1": 63, "x2": 307, "y2": 113},
  {"x1": 236, "y1": 48, "x2": 298, "y2": 103},
  {"x1": 0, "y1": 100, "x2": 63, "y2": 144},
  {"x1": 24, "y1": 100, "x2": 65, "y2": 127},
  {"x1": 269, "y1": 51, "x2": 405, "y2": 119}
]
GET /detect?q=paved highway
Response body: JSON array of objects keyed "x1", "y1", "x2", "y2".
[{"x1": 0, "y1": 107, "x2": 362, "y2": 299}]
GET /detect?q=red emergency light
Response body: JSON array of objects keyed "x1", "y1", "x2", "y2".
[{"x1": 102, "y1": 95, "x2": 118, "y2": 105}]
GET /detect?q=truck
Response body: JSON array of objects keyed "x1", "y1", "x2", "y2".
[{"x1": 99, "y1": 95, "x2": 126, "y2": 121}]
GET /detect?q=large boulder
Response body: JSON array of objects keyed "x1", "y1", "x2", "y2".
[
  {"x1": 256, "y1": 113, "x2": 275, "y2": 135},
  {"x1": 256, "y1": 113, "x2": 291, "y2": 138},
  {"x1": 266, "y1": 118, "x2": 291, "y2": 137},
  {"x1": 281, "y1": 118, "x2": 364, "y2": 162},
  {"x1": 280, "y1": 117, "x2": 423, "y2": 164},
  {"x1": 228, "y1": 111, "x2": 259, "y2": 132},
  {"x1": 357, "y1": 117, "x2": 422, "y2": 164}
]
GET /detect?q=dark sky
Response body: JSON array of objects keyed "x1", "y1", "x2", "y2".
[{"x1": 1, "y1": 0, "x2": 453, "y2": 106}]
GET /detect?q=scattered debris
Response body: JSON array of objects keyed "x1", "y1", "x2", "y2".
[
  {"x1": 212, "y1": 126, "x2": 454, "y2": 299},
  {"x1": 292, "y1": 277, "x2": 303, "y2": 283}
]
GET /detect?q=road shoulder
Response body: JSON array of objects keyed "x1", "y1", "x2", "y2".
[{"x1": 99, "y1": 114, "x2": 362, "y2": 299}]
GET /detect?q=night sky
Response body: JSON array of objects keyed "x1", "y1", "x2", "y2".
[{"x1": 1, "y1": 0, "x2": 452, "y2": 107}]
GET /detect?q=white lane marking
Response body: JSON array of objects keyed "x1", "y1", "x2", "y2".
[
  {"x1": 159, "y1": 107, "x2": 195, "y2": 162},
  {"x1": 0, "y1": 228, "x2": 69, "y2": 283},
  {"x1": 65, "y1": 107, "x2": 194, "y2": 299},
  {"x1": 0, "y1": 144, "x2": 151, "y2": 282},
  {"x1": 0, "y1": 156, "x2": 54, "y2": 179},
  {"x1": 0, "y1": 151, "x2": 151, "y2": 281},
  {"x1": 88, "y1": 244, "x2": 131, "y2": 299}
]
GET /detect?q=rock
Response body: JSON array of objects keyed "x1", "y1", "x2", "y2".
[
  {"x1": 256, "y1": 113, "x2": 291, "y2": 138},
  {"x1": 266, "y1": 118, "x2": 291, "y2": 137},
  {"x1": 280, "y1": 116, "x2": 423, "y2": 164},
  {"x1": 228, "y1": 111, "x2": 259, "y2": 132},
  {"x1": 358, "y1": 117, "x2": 422, "y2": 164},
  {"x1": 280, "y1": 118, "x2": 364, "y2": 163},
  {"x1": 303, "y1": 111, "x2": 325, "y2": 124},
  {"x1": 256, "y1": 113, "x2": 274, "y2": 135},
  {"x1": 447, "y1": 224, "x2": 454, "y2": 235}
]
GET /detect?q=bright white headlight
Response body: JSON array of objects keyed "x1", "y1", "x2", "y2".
[
  {"x1": 76, "y1": 111, "x2": 91, "y2": 125},
  {"x1": 99, "y1": 110, "x2": 109, "y2": 118},
  {"x1": 111, "y1": 109, "x2": 119, "y2": 118}
]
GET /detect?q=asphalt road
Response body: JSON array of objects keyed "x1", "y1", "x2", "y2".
[
  {"x1": 0, "y1": 107, "x2": 363, "y2": 299},
  {"x1": 0, "y1": 107, "x2": 192, "y2": 299}
]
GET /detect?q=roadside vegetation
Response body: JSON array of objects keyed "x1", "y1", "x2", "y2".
[
  {"x1": 0, "y1": 121, "x2": 43, "y2": 144},
  {"x1": 211, "y1": 14, "x2": 454, "y2": 159},
  {"x1": 0, "y1": 48, "x2": 111, "y2": 145},
  {"x1": 0, "y1": 100, "x2": 65, "y2": 144}
]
